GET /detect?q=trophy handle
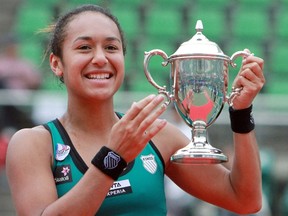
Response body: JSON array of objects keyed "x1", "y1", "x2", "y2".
[
  {"x1": 144, "y1": 49, "x2": 172, "y2": 105},
  {"x1": 227, "y1": 50, "x2": 252, "y2": 106}
]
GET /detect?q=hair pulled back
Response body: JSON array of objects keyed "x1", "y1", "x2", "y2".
[{"x1": 48, "y1": 4, "x2": 127, "y2": 59}]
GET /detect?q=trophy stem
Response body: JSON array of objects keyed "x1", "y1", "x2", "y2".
[
  {"x1": 192, "y1": 121, "x2": 208, "y2": 147},
  {"x1": 171, "y1": 121, "x2": 228, "y2": 164}
]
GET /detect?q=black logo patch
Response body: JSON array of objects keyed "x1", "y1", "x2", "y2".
[
  {"x1": 54, "y1": 165, "x2": 72, "y2": 185},
  {"x1": 107, "y1": 179, "x2": 132, "y2": 198}
]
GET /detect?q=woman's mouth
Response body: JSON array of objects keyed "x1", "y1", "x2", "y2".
[{"x1": 86, "y1": 73, "x2": 112, "y2": 80}]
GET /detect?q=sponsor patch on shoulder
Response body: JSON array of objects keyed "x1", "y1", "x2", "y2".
[
  {"x1": 55, "y1": 143, "x2": 70, "y2": 161},
  {"x1": 54, "y1": 165, "x2": 72, "y2": 185}
]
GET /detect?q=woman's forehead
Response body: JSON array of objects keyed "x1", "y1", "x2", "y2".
[{"x1": 66, "y1": 12, "x2": 120, "y2": 37}]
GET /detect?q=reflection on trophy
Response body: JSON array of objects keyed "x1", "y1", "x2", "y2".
[{"x1": 143, "y1": 20, "x2": 250, "y2": 164}]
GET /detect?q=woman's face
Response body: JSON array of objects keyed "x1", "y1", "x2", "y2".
[{"x1": 54, "y1": 11, "x2": 125, "y2": 100}]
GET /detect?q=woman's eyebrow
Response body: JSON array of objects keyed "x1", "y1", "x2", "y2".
[
  {"x1": 73, "y1": 36, "x2": 121, "y2": 43},
  {"x1": 105, "y1": 36, "x2": 121, "y2": 43},
  {"x1": 73, "y1": 36, "x2": 93, "y2": 43}
]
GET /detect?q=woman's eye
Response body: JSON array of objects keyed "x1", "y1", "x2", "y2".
[
  {"x1": 79, "y1": 45, "x2": 91, "y2": 50},
  {"x1": 106, "y1": 45, "x2": 118, "y2": 51}
]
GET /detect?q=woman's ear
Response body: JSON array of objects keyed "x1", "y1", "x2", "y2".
[{"x1": 50, "y1": 53, "x2": 63, "y2": 77}]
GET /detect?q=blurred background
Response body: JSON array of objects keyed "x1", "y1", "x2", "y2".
[{"x1": 0, "y1": 0, "x2": 287, "y2": 215}]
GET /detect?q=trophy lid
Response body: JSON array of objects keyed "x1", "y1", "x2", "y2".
[{"x1": 169, "y1": 20, "x2": 229, "y2": 61}]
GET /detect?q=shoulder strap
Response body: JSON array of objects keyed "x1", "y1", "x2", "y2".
[{"x1": 43, "y1": 119, "x2": 65, "y2": 169}]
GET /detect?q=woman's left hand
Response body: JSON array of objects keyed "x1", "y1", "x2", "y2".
[{"x1": 231, "y1": 49, "x2": 265, "y2": 110}]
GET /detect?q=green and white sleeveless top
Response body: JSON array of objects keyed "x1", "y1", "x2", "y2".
[{"x1": 44, "y1": 116, "x2": 167, "y2": 216}]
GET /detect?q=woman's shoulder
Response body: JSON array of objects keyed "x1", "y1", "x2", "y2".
[
  {"x1": 6, "y1": 125, "x2": 54, "y2": 200},
  {"x1": 7, "y1": 125, "x2": 52, "y2": 158},
  {"x1": 11, "y1": 125, "x2": 51, "y2": 142}
]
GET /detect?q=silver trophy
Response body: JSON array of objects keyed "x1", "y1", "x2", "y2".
[{"x1": 143, "y1": 20, "x2": 250, "y2": 164}]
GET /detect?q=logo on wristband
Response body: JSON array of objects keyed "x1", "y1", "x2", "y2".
[
  {"x1": 104, "y1": 151, "x2": 121, "y2": 169},
  {"x1": 250, "y1": 112, "x2": 254, "y2": 124}
]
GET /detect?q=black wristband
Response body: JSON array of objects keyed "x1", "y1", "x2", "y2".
[
  {"x1": 229, "y1": 105, "x2": 255, "y2": 134},
  {"x1": 91, "y1": 146, "x2": 127, "y2": 180}
]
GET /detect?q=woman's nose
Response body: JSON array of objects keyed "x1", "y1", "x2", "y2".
[{"x1": 92, "y1": 48, "x2": 108, "y2": 66}]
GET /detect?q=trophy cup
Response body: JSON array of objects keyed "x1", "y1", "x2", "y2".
[{"x1": 143, "y1": 20, "x2": 250, "y2": 164}]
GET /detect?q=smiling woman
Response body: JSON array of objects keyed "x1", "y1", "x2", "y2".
[
  {"x1": 48, "y1": 9, "x2": 126, "y2": 101},
  {"x1": 5, "y1": 4, "x2": 265, "y2": 216}
]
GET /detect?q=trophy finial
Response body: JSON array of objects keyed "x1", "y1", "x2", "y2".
[{"x1": 195, "y1": 20, "x2": 203, "y2": 32}]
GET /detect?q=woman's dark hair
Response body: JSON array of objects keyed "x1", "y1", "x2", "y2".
[{"x1": 48, "y1": 4, "x2": 127, "y2": 59}]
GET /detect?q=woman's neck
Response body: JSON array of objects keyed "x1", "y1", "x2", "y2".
[{"x1": 60, "y1": 97, "x2": 119, "y2": 134}]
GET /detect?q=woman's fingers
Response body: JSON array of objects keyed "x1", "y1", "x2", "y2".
[
  {"x1": 123, "y1": 94, "x2": 156, "y2": 120},
  {"x1": 124, "y1": 94, "x2": 166, "y2": 123},
  {"x1": 109, "y1": 95, "x2": 168, "y2": 162},
  {"x1": 231, "y1": 54, "x2": 265, "y2": 109}
]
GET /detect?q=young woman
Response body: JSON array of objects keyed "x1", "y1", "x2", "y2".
[{"x1": 6, "y1": 4, "x2": 265, "y2": 216}]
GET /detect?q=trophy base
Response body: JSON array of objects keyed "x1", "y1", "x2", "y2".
[{"x1": 170, "y1": 143, "x2": 228, "y2": 164}]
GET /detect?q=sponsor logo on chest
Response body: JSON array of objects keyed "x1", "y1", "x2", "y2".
[
  {"x1": 107, "y1": 179, "x2": 132, "y2": 198},
  {"x1": 140, "y1": 154, "x2": 157, "y2": 174}
]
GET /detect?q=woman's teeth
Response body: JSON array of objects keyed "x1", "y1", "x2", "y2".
[{"x1": 87, "y1": 73, "x2": 110, "y2": 79}]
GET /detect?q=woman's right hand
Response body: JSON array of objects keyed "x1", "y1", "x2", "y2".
[{"x1": 107, "y1": 94, "x2": 167, "y2": 162}]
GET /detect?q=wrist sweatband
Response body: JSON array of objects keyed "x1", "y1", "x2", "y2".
[
  {"x1": 91, "y1": 146, "x2": 127, "y2": 180},
  {"x1": 229, "y1": 105, "x2": 255, "y2": 134}
]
